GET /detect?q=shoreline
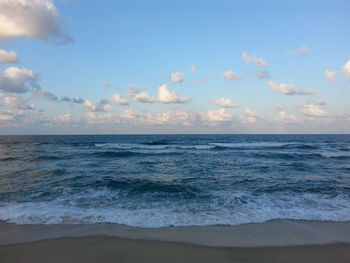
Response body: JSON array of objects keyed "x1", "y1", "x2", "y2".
[{"x1": 2, "y1": 219, "x2": 350, "y2": 247}]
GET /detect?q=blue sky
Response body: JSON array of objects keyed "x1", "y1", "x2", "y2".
[{"x1": 0, "y1": 0, "x2": 349, "y2": 134}]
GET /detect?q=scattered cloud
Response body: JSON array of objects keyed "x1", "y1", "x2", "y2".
[
  {"x1": 325, "y1": 70, "x2": 336, "y2": 81},
  {"x1": 191, "y1": 64, "x2": 197, "y2": 73},
  {"x1": 202, "y1": 109, "x2": 232, "y2": 122},
  {"x1": 240, "y1": 109, "x2": 258, "y2": 124},
  {"x1": 256, "y1": 71, "x2": 271, "y2": 79},
  {"x1": 241, "y1": 52, "x2": 267, "y2": 67},
  {"x1": 134, "y1": 92, "x2": 156, "y2": 103},
  {"x1": 157, "y1": 84, "x2": 190, "y2": 104},
  {"x1": 286, "y1": 46, "x2": 310, "y2": 56},
  {"x1": 268, "y1": 80, "x2": 315, "y2": 95},
  {"x1": 85, "y1": 99, "x2": 114, "y2": 112},
  {"x1": 32, "y1": 89, "x2": 58, "y2": 101},
  {"x1": 0, "y1": 67, "x2": 40, "y2": 93},
  {"x1": 54, "y1": 113, "x2": 72, "y2": 123},
  {"x1": 342, "y1": 60, "x2": 350, "y2": 81},
  {"x1": 0, "y1": 0, "x2": 72, "y2": 43},
  {"x1": 275, "y1": 110, "x2": 299, "y2": 123},
  {"x1": 297, "y1": 102, "x2": 328, "y2": 117},
  {"x1": 213, "y1": 98, "x2": 238, "y2": 108},
  {"x1": 60, "y1": 96, "x2": 71, "y2": 102},
  {"x1": 112, "y1": 93, "x2": 129, "y2": 105},
  {"x1": 127, "y1": 85, "x2": 142, "y2": 97},
  {"x1": 197, "y1": 78, "x2": 208, "y2": 84},
  {"x1": 120, "y1": 109, "x2": 138, "y2": 120},
  {"x1": 222, "y1": 71, "x2": 242, "y2": 80},
  {"x1": 170, "y1": 72, "x2": 184, "y2": 83},
  {"x1": 100, "y1": 82, "x2": 112, "y2": 88},
  {"x1": 0, "y1": 93, "x2": 34, "y2": 110},
  {"x1": 0, "y1": 49, "x2": 18, "y2": 63},
  {"x1": 72, "y1": 97, "x2": 84, "y2": 104}
]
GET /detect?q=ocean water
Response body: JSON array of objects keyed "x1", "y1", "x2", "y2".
[{"x1": 0, "y1": 134, "x2": 350, "y2": 227}]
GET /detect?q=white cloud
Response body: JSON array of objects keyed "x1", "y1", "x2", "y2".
[
  {"x1": 170, "y1": 72, "x2": 184, "y2": 83},
  {"x1": 0, "y1": 113, "x2": 14, "y2": 121},
  {"x1": 0, "y1": 93, "x2": 34, "y2": 110},
  {"x1": 191, "y1": 64, "x2": 197, "y2": 73},
  {"x1": 120, "y1": 109, "x2": 138, "y2": 120},
  {"x1": 84, "y1": 99, "x2": 97, "y2": 112},
  {"x1": 60, "y1": 96, "x2": 71, "y2": 102},
  {"x1": 297, "y1": 103, "x2": 328, "y2": 117},
  {"x1": 240, "y1": 109, "x2": 258, "y2": 124},
  {"x1": 0, "y1": 67, "x2": 40, "y2": 93},
  {"x1": 134, "y1": 92, "x2": 156, "y2": 103},
  {"x1": 0, "y1": 0, "x2": 72, "y2": 43},
  {"x1": 241, "y1": 52, "x2": 267, "y2": 67},
  {"x1": 342, "y1": 60, "x2": 350, "y2": 81},
  {"x1": 275, "y1": 111, "x2": 299, "y2": 123},
  {"x1": 202, "y1": 109, "x2": 232, "y2": 122},
  {"x1": 213, "y1": 98, "x2": 238, "y2": 108},
  {"x1": 54, "y1": 113, "x2": 72, "y2": 123},
  {"x1": 112, "y1": 93, "x2": 129, "y2": 105},
  {"x1": 0, "y1": 49, "x2": 18, "y2": 63},
  {"x1": 325, "y1": 70, "x2": 336, "y2": 81},
  {"x1": 100, "y1": 82, "x2": 112, "y2": 88},
  {"x1": 286, "y1": 46, "x2": 310, "y2": 56},
  {"x1": 256, "y1": 71, "x2": 271, "y2": 79},
  {"x1": 268, "y1": 80, "x2": 315, "y2": 95},
  {"x1": 222, "y1": 71, "x2": 242, "y2": 80},
  {"x1": 157, "y1": 84, "x2": 190, "y2": 104}
]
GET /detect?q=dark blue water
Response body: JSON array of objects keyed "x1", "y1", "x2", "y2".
[{"x1": 0, "y1": 134, "x2": 350, "y2": 227}]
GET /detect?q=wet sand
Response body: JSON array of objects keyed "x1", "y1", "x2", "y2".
[
  {"x1": 1, "y1": 220, "x2": 350, "y2": 262},
  {"x1": 1, "y1": 236, "x2": 350, "y2": 263}
]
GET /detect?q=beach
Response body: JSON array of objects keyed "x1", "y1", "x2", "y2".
[{"x1": 1, "y1": 220, "x2": 350, "y2": 262}]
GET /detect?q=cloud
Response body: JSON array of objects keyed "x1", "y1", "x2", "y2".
[
  {"x1": 53, "y1": 113, "x2": 72, "y2": 123},
  {"x1": 197, "y1": 78, "x2": 208, "y2": 84},
  {"x1": 222, "y1": 71, "x2": 242, "y2": 80},
  {"x1": 127, "y1": 85, "x2": 142, "y2": 97},
  {"x1": 241, "y1": 52, "x2": 267, "y2": 67},
  {"x1": 60, "y1": 96, "x2": 71, "y2": 102},
  {"x1": 275, "y1": 111, "x2": 299, "y2": 123},
  {"x1": 112, "y1": 93, "x2": 129, "y2": 105},
  {"x1": 0, "y1": 49, "x2": 18, "y2": 63},
  {"x1": 32, "y1": 89, "x2": 58, "y2": 101},
  {"x1": 85, "y1": 99, "x2": 114, "y2": 112},
  {"x1": 134, "y1": 92, "x2": 156, "y2": 103},
  {"x1": 325, "y1": 70, "x2": 336, "y2": 81},
  {"x1": 157, "y1": 84, "x2": 190, "y2": 104},
  {"x1": 202, "y1": 109, "x2": 232, "y2": 122},
  {"x1": 0, "y1": 0, "x2": 72, "y2": 43},
  {"x1": 100, "y1": 82, "x2": 112, "y2": 88},
  {"x1": 120, "y1": 109, "x2": 139, "y2": 120},
  {"x1": 240, "y1": 109, "x2": 258, "y2": 124},
  {"x1": 0, "y1": 93, "x2": 34, "y2": 110},
  {"x1": 0, "y1": 113, "x2": 14, "y2": 121},
  {"x1": 297, "y1": 102, "x2": 328, "y2": 117},
  {"x1": 170, "y1": 72, "x2": 184, "y2": 83},
  {"x1": 72, "y1": 97, "x2": 84, "y2": 104},
  {"x1": 256, "y1": 71, "x2": 271, "y2": 79},
  {"x1": 342, "y1": 60, "x2": 350, "y2": 81},
  {"x1": 0, "y1": 67, "x2": 40, "y2": 93},
  {"x1": 213, "y1": 98, "x2": 238, "y2": 108},
  {"x1": 191, "y1": 64, "x2": 197, "y2": 73},
  {"x1": 286, "y1": 46, "x2": 310, "y2": 56},
  {"x1": 268, "y1": 80, "x2": 315, "y2": 95}
]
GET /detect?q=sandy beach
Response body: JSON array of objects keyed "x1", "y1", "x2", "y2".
[{"x1": 1, "y1": 220, "x2": 350, "y2": 262}]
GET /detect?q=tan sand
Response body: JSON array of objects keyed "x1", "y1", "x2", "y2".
[
  {"x1": 2, "y1": 220, "x2": 350, "y2": 247},
  {"x1": 1, "y1": 236, "x2": 350, "y2": 263}
]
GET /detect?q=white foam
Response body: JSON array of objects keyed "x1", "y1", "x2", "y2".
[{"x1": 1, "y1": 191, "x2": 350, "y2": 227}]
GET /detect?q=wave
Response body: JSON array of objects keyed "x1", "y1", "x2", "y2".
[{"x1": 1, "y1": 191, "x2": 349, "y2": 227}]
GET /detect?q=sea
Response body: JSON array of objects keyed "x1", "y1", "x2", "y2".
[{"x1": 0, "y1": 134, "x2": 349, "y2": 227}]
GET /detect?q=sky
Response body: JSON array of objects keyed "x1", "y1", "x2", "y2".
[{"x1": 0, "y1": 0, "x2": 349, "y2": 134}]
